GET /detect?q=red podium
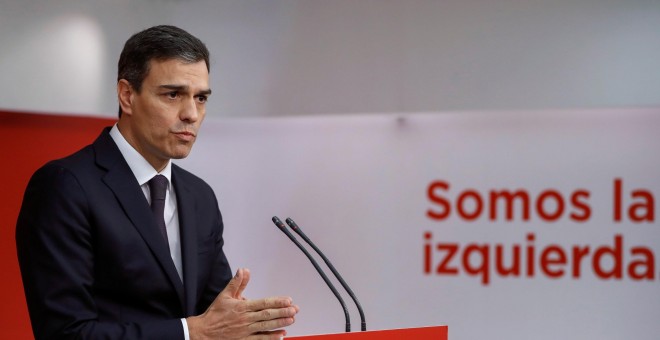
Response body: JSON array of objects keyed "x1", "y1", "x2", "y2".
[{"x1": 285, "y1": 325, "x2": 447, "y2": 339}]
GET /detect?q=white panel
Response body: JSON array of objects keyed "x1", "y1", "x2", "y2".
[{"x1": 177, "y1": 108, "x2": 660, "y2": 339}]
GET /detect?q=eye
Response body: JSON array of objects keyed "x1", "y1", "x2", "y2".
[
  {"x1": 196, "y1": 95, "x2": 208, "y2": 104},
  {"x1": 166, "y1": 91, "x2": 179, "y2": 99}
]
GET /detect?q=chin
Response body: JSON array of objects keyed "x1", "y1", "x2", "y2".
[
  {"x1": 171, "y1": 153, "x2": 191, "y2": 160},
  {"x1": 169, "y1": 149, "x2": 193, "y2": 160}
]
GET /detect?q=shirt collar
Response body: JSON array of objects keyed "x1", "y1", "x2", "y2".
[{"x1": 109, "y1": 124, "x2": 172, "y2": 186}]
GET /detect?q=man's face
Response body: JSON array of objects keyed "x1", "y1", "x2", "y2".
[{"x1": 118, "y1": 59, "x2": 211, "y2": 171}]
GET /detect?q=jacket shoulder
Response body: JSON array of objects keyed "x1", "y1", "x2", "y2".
[
  {"x1": 172, "y1": 164, "x2": 212, "y2": 189},
  {"x1": 36, "y1": 127, "x2": 112, "y2": 175}
]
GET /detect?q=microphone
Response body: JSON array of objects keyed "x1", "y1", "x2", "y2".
[
  {"x1": 271, "y1": 216, "x2": 351, "y2": 332},
  {"x1": 285, "y1": 218, "x2": 367, "y2": 332}
]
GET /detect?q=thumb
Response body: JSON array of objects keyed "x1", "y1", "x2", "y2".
[
  {"x1": 236, "y1": 268, "x2": 250, "y2": 299},
  {"x1": 221, "y1": 268, "x2": 249, "y2": 299}
]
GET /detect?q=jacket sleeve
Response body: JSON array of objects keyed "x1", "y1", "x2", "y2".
[
  {"x1": 16, "y1": 163, "x2": 184, "y2": 339},
  {"x1": 195, "y1": 185, "x2": 233, "y2": 314}
]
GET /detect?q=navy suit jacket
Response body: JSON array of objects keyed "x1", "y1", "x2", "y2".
[{"x1": 16, "y1": 128, "x2": 233, "y2": 339}]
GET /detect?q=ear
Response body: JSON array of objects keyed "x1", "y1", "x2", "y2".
[{"x1": 117, "y1": 79, "x2": 134, "y2": 116}]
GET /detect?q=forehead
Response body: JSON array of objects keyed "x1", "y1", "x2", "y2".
[{"x1": 143, "y1": 58, "x2": 209, "y2": 87}]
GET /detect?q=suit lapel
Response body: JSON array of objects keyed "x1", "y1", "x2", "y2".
[
  {"x1": 172, "y1": 166, "x2": 199, "y2": 316},
  {"x1": 93, "y1": 129, "x2": 186, "y2": 311}
]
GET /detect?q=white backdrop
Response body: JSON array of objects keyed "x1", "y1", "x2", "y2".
[{"x1": 177, "y1": 108, "x2": 660, "y2": 339}]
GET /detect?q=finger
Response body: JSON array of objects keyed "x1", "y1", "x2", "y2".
[
  {"x1": 248, "y1": 316, "x2": 296, "y2": 333},
  {"x1": 236, "y1": 268, "x2": 251, "y2": 299},
  {"x1": 220, "y1": 268, "x2": 245, "y2": 298},
  {"x1": 247, "y1": 329, "x2": 287, "y2": 340},
  {"x1": 245, "y1": 296, "x2": 293, "y2": 311},
  {"x1": 247, "y1": 306, "x2": 298, "y2": 323}
]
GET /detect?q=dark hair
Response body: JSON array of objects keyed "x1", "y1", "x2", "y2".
[{"x1": 117, "y1": 25, "x2": 210, "y2": 117}]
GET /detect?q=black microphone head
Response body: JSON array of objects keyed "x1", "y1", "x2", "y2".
[
  {"x1": 285, "y1": 217, "x2": 299, "y2": 230},
  {"x1": 272, "y1": 216, "x2": 286, "y2": 229}
]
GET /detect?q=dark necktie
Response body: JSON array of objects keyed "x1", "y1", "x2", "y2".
[{"x1": 148, "y1": 174, "x2": 169, "y2": 245}]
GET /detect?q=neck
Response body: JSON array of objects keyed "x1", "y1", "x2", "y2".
[{"x1": 116, "y1": 121, "x2": 168, "y2": 172}]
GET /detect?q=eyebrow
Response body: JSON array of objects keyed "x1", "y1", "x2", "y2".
[{"x1": 159, "y1": 84, "x2": 212, "y2": 96}]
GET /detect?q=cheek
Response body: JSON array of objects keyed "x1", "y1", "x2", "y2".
[{"x1": 147, "y1": 107, "x2": 176, "y2": 133}]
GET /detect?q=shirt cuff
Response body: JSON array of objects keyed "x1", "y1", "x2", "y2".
[{"x1": 181, "y1": 318, "x2": 190, "y2": 340}]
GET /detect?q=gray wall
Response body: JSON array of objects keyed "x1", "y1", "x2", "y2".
[{"x1": 1, "y1": 0, "x2": 659, "y2": 118}]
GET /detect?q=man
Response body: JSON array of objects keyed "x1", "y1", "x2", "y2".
[{"x1": 16, "y1": 25, "x2": 298, "y2": 339}]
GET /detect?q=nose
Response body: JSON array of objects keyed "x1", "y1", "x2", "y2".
[{"x1": 180, "y1": 97, "x2": 199, "y2": 123}]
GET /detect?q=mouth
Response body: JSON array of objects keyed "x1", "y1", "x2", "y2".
[{"x1": 172, "y1": 130, "x2": 197, "y2": 141}]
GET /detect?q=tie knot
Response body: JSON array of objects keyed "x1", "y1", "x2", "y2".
[{"x1": 148, "y1": 175, "x2": 168, "y2": 201}]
